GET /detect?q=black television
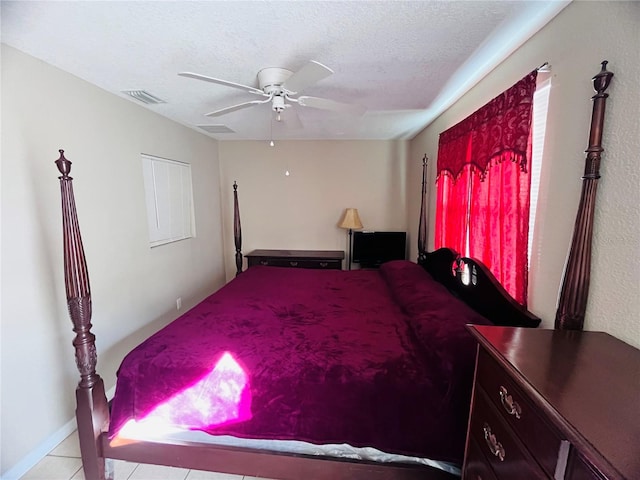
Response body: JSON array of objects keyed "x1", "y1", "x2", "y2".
[{"x1": 352, "y1": 231, "x2": 407, "y2": 267}]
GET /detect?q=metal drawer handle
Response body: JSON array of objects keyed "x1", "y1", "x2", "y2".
[
  {"x1": 499, "y1": 386, "x2": 522, "y2": 419},
  {"x1": 319, "y1": 262, "x2": 328, "y2": 267},
  {"x1": 483, "y1": 423, "x2": 505, "y2": 461},
  {"x1": 289, "y1": 261, "x2": 298, "y2": 267},
  {"x1": 260, "y1": 260, "x2": 269, "y2": 265}
]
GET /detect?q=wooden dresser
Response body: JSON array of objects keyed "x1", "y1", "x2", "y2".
[
  {"x1": 245, "y1": 249, "x2": 344, "y2": 270},
  {"x1": 464, "y1": 325, "x2": 640, "y2": 480}
]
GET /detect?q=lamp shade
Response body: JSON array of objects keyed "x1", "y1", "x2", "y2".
[{"x1": 339, "y1": 208, "x2": 363, "y2": 230}]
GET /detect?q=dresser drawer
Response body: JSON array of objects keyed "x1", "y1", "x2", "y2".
[
  {"x1": 468, "y1": 387, "x2": 548, "y2": 479},
  {"x1": 464, "y1": 435, "x2": 499, "y2": 480},
  {"x1": 248, "y1": 257, "x2": 341, "y2": 269},
  {"x1": 476, "y1": 349, "x2": 562, "y2": 477},
  {"x1": 566, "y1": 450, "x2": 606, "y2": 480}
]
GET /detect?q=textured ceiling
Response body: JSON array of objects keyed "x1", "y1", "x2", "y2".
[{"x1": 1, "y1": 1, "x2": 569, "y2": 141}]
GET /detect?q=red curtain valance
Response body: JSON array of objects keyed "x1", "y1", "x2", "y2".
[{"x1": 437, "y1": 70, "x2": 538, "y2": 180}]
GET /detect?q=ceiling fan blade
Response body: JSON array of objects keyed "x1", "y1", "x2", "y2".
[
  {"x1": 179, "y1": 72, "x2": 266, "y2": 96},
  {"x1": 282, "y1": 61, "x2": 333, "y2": 94},
  {"x1": 297, "y1": 96, "x2": 366, "y2": 116},
  {"x1": 205, "y1": 98, "x2": 270, "y2": 117}
]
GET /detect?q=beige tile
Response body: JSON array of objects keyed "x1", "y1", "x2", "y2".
[
  {"x1": 70, "y1": 466, "x2": 84, "y2": 480},
  {"x1": 112, "y1": 460, "x2": 140, "y2": 480},
  {"x1": 70, "y1": 459, "x2": 139, "y2": 479},
  {"x1": 19, "y1": 455, "x2": 82, "y2": 480},
  {"x1": 185, "y1": 470, "x2": 244, "y2": 480},
  {"x1": 50, "y1": 431, "x2": 82, "y2": 458},
  {"x1": 128, "y1": 463, "x2": 189, "y2": 480}
]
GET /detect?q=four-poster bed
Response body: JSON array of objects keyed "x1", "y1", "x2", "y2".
[{"x1": 56, "y1": 63, "x2": 611, "y2": 480}]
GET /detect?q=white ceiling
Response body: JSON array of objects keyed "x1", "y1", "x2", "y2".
[{"x1": 1, "y1": 1, "x2": 569, "y2": 141}]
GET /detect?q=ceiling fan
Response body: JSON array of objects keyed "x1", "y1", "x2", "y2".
[{"x1": 178, "y1": 61, "x2": 366, "y2": 122}]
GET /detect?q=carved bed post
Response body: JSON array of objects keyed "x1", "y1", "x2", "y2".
[
  {"x1": 233, "y1": 181, "x2": 243, "y2": 276},
  {"x1": 555, "y1": 62, "x2": 613, "y2": 330},
  {"x1": 417, "y1": 155, "x2": 429, "y2": 263},
  {"x1": 55, "y1": 150, "x2": 112, "y2": 480}
]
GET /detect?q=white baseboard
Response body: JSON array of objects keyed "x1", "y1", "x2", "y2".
[
  {"x1": 1, "y1": 418, "x2": 77, "y2": 480},
  {"x1": 1, "y1": 386, "x2": 116, "y2": 480}
]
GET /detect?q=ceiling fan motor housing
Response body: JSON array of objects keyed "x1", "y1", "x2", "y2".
[
  {"x1": 257, "y1": 68, "x2": 295, "y2": 114},
  {"x1": 257, "y1": 67, "x2": 293, "y2": 93}
]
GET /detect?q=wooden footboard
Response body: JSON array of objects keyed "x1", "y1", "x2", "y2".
[
  {"x1": 55, "y1": 150, "x2": 111, "y2": 480},
  {"x1": 100, "y1": 435, "x2": 457, "y2": 480},
  {"x1": 56, "y1": 154, "x2": 458, "y2": 480}
]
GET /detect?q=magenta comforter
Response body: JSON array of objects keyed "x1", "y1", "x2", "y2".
[{"x1": 109, "y1": 261, "x2": 489, "y2": 464}]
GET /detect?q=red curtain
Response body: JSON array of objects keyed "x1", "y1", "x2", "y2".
[{"x1": 434, "y1": 71, "x2": 537, "y2": 305}]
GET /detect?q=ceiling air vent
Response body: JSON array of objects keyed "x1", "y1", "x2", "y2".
[
  {"x1": 121, "y1": 90, "x2": 166, "y2": 105},
  {"x1": 197, "y1": 125, "x2": 235, "y2": 134}
]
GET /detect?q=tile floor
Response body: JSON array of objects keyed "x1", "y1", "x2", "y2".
[{"x1": 19, "y1": 430, "x2": 272, "y2": 480}]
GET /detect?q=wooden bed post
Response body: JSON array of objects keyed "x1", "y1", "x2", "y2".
[
  {"x1": 555, "y1": 62, "x2": 613, "y2": 330},
  {"x1": 233, "y1": 181, "x2": 243, "y2": 276},
  {"x1": 55, "y1": 150, "x2": 112, "y2": 480},
  {"x1": 417, "y1": 155, "x2": 429, "y2": 263}
]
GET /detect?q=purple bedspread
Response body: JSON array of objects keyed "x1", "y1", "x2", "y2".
[{"x1": 109, "y1": 261, "x2": 489, "y2": 464}]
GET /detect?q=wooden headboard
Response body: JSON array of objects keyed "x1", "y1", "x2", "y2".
[
  {"x1": 420, "y1": 247, "x2": 541, "y2": 328},
  {"x1": 555, "y1": 61, "x2": 613, "y2": 330}
]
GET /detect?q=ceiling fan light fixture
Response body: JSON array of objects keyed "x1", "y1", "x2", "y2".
[{"x1": 272, "y1": 95, "x2": 287, "y2": 118}]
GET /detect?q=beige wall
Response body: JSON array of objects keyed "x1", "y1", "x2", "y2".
[
  {"x1": 1, "y1": 45, "x2": 225, "y2": 475},
  {"x1": 218, "y1": 140, "x2": 409, "y2": 279},
  {"x1": 409, "y1": 1, "x2": 640, "y2": 347}
]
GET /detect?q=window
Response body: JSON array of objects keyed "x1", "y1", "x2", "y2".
[
  {"x1": 434, "y1": 71, "x2": 540, "y2": 305},
  {"x1": 528, "y1": 77, "x2": 551, "y2": 267},
  {"x1": 141, "y1": 154, "x2": 195, "y2": 247}
]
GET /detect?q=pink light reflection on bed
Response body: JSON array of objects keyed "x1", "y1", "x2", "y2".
[{"x1": 118, "y1": 352, "x2": 252, "y2": 439}]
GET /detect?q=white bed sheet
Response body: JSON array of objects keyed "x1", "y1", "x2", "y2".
[{"x1": 117, "y1": 423, "x2": 461, "y2": 477}]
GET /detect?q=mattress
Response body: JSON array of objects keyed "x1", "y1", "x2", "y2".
[{"x1": 110, "y1": 261, "x2": 489, "y2": 466}]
